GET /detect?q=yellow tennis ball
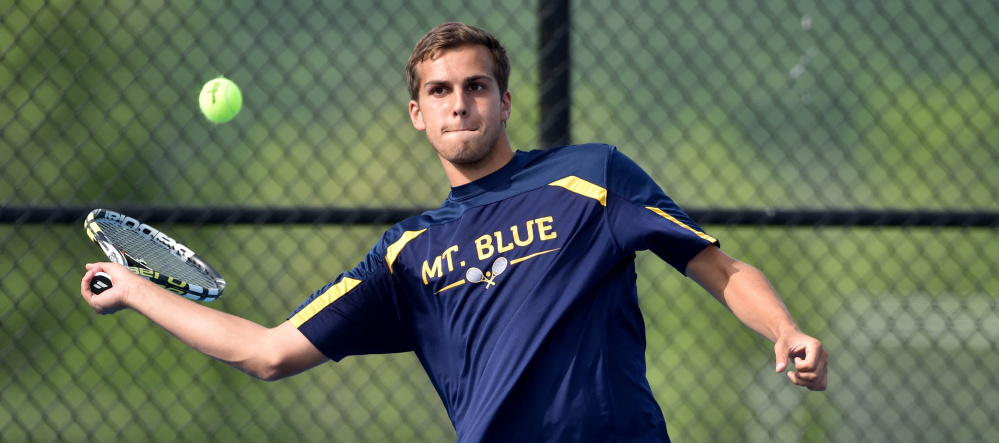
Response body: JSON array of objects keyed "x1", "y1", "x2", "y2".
[{"x1": 199, "y1": 77, "x2": 242, "y2": 123}]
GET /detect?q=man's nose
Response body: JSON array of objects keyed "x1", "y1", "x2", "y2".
[{"x1": 452, "y1": 90, "x2": 469, "y2": 116}]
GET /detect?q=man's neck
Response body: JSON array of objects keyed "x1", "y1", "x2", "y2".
[{"x1": 441, "y1": 142, "x2": 515, "y2": 187}]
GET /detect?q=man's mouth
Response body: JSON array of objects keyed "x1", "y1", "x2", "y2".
[{"x1": 444, "y1": 126, "x2": 477, "y2": 133}]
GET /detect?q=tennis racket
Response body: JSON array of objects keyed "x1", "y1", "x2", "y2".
[
  {"x1": 465, "y1": 257, "x2": 508, "y2": 288},
  {"x1": 84, "y1": 208, "x2": 226, "y2": 301}
]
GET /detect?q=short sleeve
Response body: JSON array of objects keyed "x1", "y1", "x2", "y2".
[
  {"x1": 605, "y1": 147, "x2": 719, "y2": 274},
  {"x1": 288, "y1": 262, "x2": 411, "y2": 361}
]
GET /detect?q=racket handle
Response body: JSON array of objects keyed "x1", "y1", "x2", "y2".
[{"x1": 90, "y1": 271, "x2": 113, "y2": 295}]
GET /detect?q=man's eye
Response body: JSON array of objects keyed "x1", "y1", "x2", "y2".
[
  {"x1": 430, "y1": 87, "x2": 446, "y2": 95},
  {"x1": 469, "y1": 83, "x2": 485, "y2": 91}
]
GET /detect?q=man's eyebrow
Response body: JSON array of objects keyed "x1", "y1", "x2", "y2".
[
  {"x1": 423, "y1": 75, "x2": 493, "y2": 88},
  {"x1": 463, "y1": 75, "x2": 492, "y2": 84}
]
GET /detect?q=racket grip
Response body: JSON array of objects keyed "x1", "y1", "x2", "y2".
[{"x1": 89, "y1": 271, "x2": 113, "y2": 295}]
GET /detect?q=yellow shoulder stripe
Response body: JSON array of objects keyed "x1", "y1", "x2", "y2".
[
  {"x1": 289, "y1": 277, "x2": 362, "y2": 327},
  {"x1": 549, "y1": 176, "x2": 607, "y2": 206},
  {"x1": 290, "y1": 229, "x2": 425, "y2": 327},
  {"x1": 386, "y1": 229, "x2": 427, "y2": 273},
  {"x1": 646, "y1": 207, "x2": 717, "y2": 243}
]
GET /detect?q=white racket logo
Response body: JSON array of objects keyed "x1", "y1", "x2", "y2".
[
  {"x1": 97, "y1": 237, "x2": 126, "y2": 266},
  {"x1": 465, "y1": 257, "x2": 508, "y2": 288}
]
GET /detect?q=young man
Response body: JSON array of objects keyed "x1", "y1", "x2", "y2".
[{"x1": 82, "y1": 22, "x2": 828, "y2": 442}]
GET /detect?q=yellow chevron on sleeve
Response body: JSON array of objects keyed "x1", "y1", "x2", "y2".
[
  {"x1": 549, "y1": 176, "x2": 607, "y2": 206},
  {"x1": 645, "y1": 207, "x2": 718, "y2": 243},
  {"x1": 289, "y1": 277, "x2": 362, "y2": 327},
  {"x1": 386, "y1": 229, "x2": 427, "y2": 273}
]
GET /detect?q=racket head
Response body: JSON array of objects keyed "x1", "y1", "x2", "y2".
[
  {"x1": 491, "y1": 257, "x2": 508, "y2": 276},
  {"x1": 84, "y1": 209, "x2": 226, "y2": 301},
  {"x1": 466, "y1": 267, "x2": 484, "y2": 283}
]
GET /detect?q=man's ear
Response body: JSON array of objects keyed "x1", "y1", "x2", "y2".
[
  {"x1": 500, "y1": 90, "x2": 512, "y2": 123},
  {"x1": 409, "y1": 99, "x2": 426, "y2": 131}
]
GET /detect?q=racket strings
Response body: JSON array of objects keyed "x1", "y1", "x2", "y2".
[{"x1": 97, "y1": 221, "x2": 218, "y2": 289}]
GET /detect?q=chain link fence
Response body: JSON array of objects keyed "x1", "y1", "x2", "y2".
[{"x1": 2, "y1": 0, "x2": 997, "y2": 441}]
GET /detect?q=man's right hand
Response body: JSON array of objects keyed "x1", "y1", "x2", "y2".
[{"x1": 80, "y1": 262, "x2": 140, "y2": 315}]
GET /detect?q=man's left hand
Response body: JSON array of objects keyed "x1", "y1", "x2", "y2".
[{"x1": 774, "y1": 330, "x2": 828, "y2": 391}]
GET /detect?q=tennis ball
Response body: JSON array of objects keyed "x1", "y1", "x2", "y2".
[{"x1": 199, "y1": 77, "x2": 242, "y2": 123}]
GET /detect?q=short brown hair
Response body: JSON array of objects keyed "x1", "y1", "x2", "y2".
[{"x1": 406, "y1": 22, "x2": 511, "y2": 100}]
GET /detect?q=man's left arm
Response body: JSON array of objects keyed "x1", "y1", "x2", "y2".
[{"x1": 684, "y1": 245, "x2": 829, "y2": 391}]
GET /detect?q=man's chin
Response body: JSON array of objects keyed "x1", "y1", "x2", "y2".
[
  {"x1": 442, "y1": 153, "x2": 486, "y2": 166},
  {"x1": 438, "y1": 147, "x2": 491, "y2": 166},
  {"x1": 433, "y1": 140, "x2": 478, "y2": 162}
]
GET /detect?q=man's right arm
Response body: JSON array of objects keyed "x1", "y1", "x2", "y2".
[{"x1": 80, "y1": 263, "x2": 328, "y2": 381}]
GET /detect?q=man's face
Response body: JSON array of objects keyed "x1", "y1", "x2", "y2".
[{"x1": 409, "y1": 45, "x2": 512, "y2": 166}]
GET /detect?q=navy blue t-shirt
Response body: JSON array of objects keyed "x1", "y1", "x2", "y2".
[{"x1": 289, "y1": 143, "x2": 718, "y2": 442}]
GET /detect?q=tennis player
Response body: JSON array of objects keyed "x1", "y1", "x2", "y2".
[{"x1": 82, "y1": 22, "x2": 828, "y2": 442}]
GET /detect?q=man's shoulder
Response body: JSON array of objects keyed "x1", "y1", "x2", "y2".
[
  {"x1": 520, "y1": 143, "x2": 617, "y2": 183},
  {"x1": 373, "y1": 213, "x2": 447, "y2": 250},
  {"x1": 528, "y1": 142, "x2": 617, "y2": 162}
]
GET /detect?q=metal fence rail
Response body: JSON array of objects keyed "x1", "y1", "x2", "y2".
[
  {"x1": 3, "y1": 205, "x2": 998, "y2": 227},
  {"x1": 2, "y1": 1, "x2": 997, "y2": 442}
]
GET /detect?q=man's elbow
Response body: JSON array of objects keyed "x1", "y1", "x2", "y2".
[
  {"x1": 239, "y1": 322, "x2": 326, "y2": 381},
  {"x1": 243, "y1": 358, "x2": 297, "y2": 382},
  {"x1": 255, "y1": 369, "x2": 290, "y2": 382}
]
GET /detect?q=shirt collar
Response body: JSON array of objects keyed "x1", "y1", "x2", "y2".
[{"x1": 446, "y1": 150, "x2": 530, "y2": 202}]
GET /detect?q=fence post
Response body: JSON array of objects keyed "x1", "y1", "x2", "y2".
[{"x1": 538, "y1": 0, "x2": 571, "y2": 149}]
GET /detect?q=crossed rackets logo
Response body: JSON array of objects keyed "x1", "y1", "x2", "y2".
[
  {"x1": 465, "y1": 257, "x2": 508, "y2": 288},
  {"x1": 433, "y1": 249, "x2": 560, "y2": 295}
]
